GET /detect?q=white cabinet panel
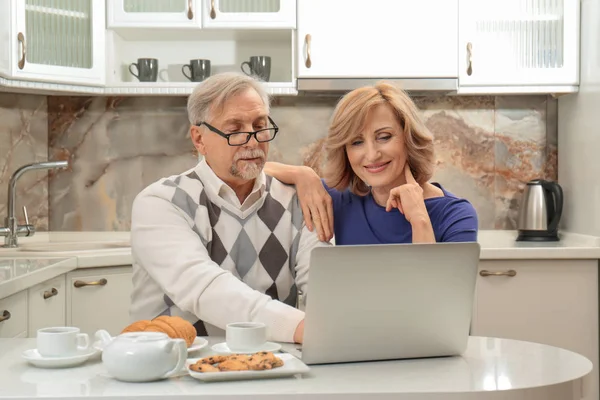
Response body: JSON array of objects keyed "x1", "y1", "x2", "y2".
[
  {"x1": 0, "y1": 291, "x2": 27, "y2": 339},
  {"x1": 5, "y1": 0, "x2": 105, "y2": 85},
  {"x1": 27, "y1": 274, "x2": 67, "y2": 337},
  {"x1": 459, "y1": 0, "x2": 579, "y2": 89},
  {"x1": 297, "y1": 0, "x2": 458, "y2": 79},
  {"x1": 202, "y1": 0, "x2": 296, "y2": 29},
  {"x1": 472, "y1": 260, "x2": 598, "y2": 400},
  {"x1": 66, "y1": 266, "x2": 133, "y2": 337},
  {"x1": 107, "y1": 0, "x2": 202, "y2": 28}
]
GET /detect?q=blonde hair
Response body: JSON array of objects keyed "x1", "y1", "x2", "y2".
[
  {"x1": 324, "y1": 81, "x2": 435, "y2": 196},
  {"x1": 187, "y1": 72, "x2": 270, "y2": 125}
]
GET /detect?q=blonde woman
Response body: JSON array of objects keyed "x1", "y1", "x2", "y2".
[{"x1": 264, "y1": 81, "x2": 478, "y2": 244}]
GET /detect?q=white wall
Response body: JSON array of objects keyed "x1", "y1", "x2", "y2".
[{"x1": 558, "y1": 0, "x2": 600, "y2": 235}]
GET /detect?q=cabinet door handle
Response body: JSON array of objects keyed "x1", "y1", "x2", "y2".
[
  {"x1": 0, "y1": 310, "x2": 10, "y2": 323},
  {"x1": 74, "y1": 278, "x2": 108, "y2": 288},
  {"x1": 17, "y1": 32, "x2": 26, "y2": 70},
  {"x1": 187, "y1": 0, "x2": 193, "y2": 20},
  {"x1": 479, "y1": 270, "x2": 517, "y2": 277},
  {"x1": 305, "y1": 34, "x2": 312, "y2": 68},
  {"x1": 466, "y1": 42, "x2": 473, "y2": 76},
  {"x1": 210, "y1": 0, "x2": 216, "y2": 19},
  {"x1": 43, "y1": 288, "x2": 58, "y2": 299}
]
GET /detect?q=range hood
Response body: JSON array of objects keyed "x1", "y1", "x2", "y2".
[{"x1": 297, "y1": 78, "x2": 458, "y2": 96}]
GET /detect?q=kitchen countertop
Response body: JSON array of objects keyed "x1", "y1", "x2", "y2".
[
  {"x1": 0, "y1": 336, "x2": 592, "y2": 400},
  {"x1": 1, "y1": 229, "x2": 599, "y2": 299}
]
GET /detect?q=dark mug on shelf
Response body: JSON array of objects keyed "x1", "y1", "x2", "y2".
[
  {"x1": 240, "y1": 56, "x2": 271, "y2": 82},
  {"x1": 129, "y1": 58, "x2": 158, "y2": 82},
  {"x1": 182, "y1": 59, "x2": 211, "y2": 82}
]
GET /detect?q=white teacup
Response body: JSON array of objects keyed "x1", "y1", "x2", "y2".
[
  {"x1": 37, "y1": 327, "x2": 90, "y2": 358},
  {"x1": 226, "y1": 322, "x2": 267, "y2": 352}
]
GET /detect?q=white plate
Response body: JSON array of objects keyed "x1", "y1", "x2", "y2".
[
  {"x1": 211, "y1": 341, "x2": 282, "y2": 355},
  {"x1": 186, "y1": 353, "x2": 310, "y2": 382},
  {"x1": 93, "y1": 336, "x2": 208, "y2": 354},
  {"x1": 22, "y1": 348, "x2": 98, "y2": 369}
]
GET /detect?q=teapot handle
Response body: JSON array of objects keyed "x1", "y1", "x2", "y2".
[
  {"x1": 542, "y1": 180, "x2": 563, "y2": 232},
  {"x1": 162, "y1": 338, "x2": 187, "y2": 378}
]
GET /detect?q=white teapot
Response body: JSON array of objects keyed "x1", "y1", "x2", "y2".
[{"x1": 95, "y1": 329, "x2": 187, "y2": 382}]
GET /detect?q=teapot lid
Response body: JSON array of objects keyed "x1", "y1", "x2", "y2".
[{"x1": 118, "y1": 332, "x2": 169, "y2": 342}]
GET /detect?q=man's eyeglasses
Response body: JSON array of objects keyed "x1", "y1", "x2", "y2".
[{"x1": 195, "y1": 116, "x2": 279, "y2": 146}]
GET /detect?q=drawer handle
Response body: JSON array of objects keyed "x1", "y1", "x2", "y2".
[
  {"x1": 187, "y1": 0, "x2": 193, "y2": 20},
  {"x1": 0, "y1": 310, "x2": 10, "y2": 323},
  {"x1": 480, "y1": 270, "x2": 517, "y2": 277},
  {"x1": 210, "y1": 0, "x2": 216, "y2": 19},
  {"x1": 466, "y1": 42, "x2": 473, "y2": 76},
  {"x1": 305, "y1": 34, "x2": 312, "y2": 68},
  {"x1": 43, "y1": 288, "x2": 58, "y2": 299},
  {"x1": 17, "y1": 32, "x2": 26, "y2": 70},
  {"x1": 74, "y1": 278, "x2": 108, "y2": 288}
]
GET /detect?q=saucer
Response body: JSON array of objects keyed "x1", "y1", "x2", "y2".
[
  {"x1": 22, "y1": 348, "x2": 97, "y2": 369},
  {"x1": 211, "y1": 341, "x2": 282, "y2": 355}
]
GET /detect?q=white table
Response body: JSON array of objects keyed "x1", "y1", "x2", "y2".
[{"x1": 0, "y1": 336, "x2": 592, "y2": 400}]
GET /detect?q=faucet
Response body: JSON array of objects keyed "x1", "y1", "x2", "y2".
[{"x1": 0, "y1": 161, "x2": 69, "y2": 248}]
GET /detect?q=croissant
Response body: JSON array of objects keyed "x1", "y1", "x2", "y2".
[{"x1": 121, "y1": 315, "x2": 196, "y2": 347}]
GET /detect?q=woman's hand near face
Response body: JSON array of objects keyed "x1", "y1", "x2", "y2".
[
  {"x1": 386, "y1": 165, "x2": 436, "y2": 243},
  {"x1": 296, "y1": 167, "x2": 334, "y2": 242}
]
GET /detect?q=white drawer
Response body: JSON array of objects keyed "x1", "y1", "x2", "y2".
[
  {"x1": 28, "y1": 274, "x2": 67, "y2": 337},
  {"x1": 0, "y1": 290, "x2": 27, "y2": 338}
]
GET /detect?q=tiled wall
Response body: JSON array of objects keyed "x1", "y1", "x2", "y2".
[{"x1": 0, "y1": 92, "x2": 558, "y2": 232}]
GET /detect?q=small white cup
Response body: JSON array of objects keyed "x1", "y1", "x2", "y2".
[
  {"x1": 226, "y1": 322, "x2": 267, "y2": 352},
  {"x1": 37, "y1": 327, "x2": 90, "y2": 358}
]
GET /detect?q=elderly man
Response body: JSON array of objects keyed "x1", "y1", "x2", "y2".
[{"x1": 129, "y1": 72, "x2": 326, "y2": 344}]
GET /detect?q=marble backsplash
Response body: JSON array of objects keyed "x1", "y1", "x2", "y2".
[{"x1": 0, "y1": 92, "x2": 558, "y2": 232}]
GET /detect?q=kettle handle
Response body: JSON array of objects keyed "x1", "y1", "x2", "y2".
[{"x1": 542, "y1": 181, "x2": 563, "y2": 232}]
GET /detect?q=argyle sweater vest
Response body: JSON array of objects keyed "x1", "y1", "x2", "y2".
[{"x1": 158, "y1": 170, "x2": 304, "y2": 336}]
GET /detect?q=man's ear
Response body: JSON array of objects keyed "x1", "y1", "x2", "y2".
[{"x1": 190, "y1": 126, "x2": 207, "y2": 156}]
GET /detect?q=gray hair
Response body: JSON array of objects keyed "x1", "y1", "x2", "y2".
[{"x1": 186, "y1": 72, "x2": 271, "y2": 125}]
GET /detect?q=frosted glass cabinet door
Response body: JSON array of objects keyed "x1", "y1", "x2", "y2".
[
  {"x1": 107, "y1": 0, "x2": 202, "y2": 28},
  {"x1": 11, "y1": 0, "x2": 105, "y2": 85},
  {"x1": 202, "y1": 0, "x2": 296, "y2": 28},
  {"x1": 459, "y1": 0, "x2": 580, "y2": 88}
]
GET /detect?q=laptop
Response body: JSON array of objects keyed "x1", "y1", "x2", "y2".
[{"x1": 289, "y1": 242, "x2": 480, "y2": 365}]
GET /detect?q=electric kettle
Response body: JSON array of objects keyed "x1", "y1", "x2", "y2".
[{"x1": 516, "y1": 179, "x2": 563, "y2": 241}]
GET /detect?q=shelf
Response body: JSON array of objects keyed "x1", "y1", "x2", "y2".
[
  {"x1": 104, "y1": 81, "x2": 298, "y2": 95},
  {"x1": 0, "y1": 76, "x2": 297, "y2": 96}
]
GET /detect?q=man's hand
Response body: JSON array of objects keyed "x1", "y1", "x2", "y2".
[
  {"x1": 293, "y1": 319, "x2": 305, "y2": 343},
  {"x1": 296, "y1": 167, "x2": 334, "y2": 242}
]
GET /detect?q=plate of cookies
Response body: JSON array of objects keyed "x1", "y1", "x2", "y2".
[
  {"x1": 186, "y1": 351, "x2": 310, "y2": 382},
  {"x1": 94, "y1": 316, "x2": 208, "y2": 353}
]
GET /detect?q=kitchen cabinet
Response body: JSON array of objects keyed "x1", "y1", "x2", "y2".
[
  {"x1": 471, "y1": 259, "x2": 598, "y2": 400},
  {"x1": 66, "y1": 266, "x2": 133, "y2": 337},
  {"x1": 201, "y1": 0, "x2": 296, "y2": 29},
  {"x1": 296, "y1": 0, "x2": 458, "y2": 79},
  {"x1": 0, "y1": 290, "x2": 27, "y2": 338},
  {"x1": 0, "y1": 0, "x2": 105, "y2": 86},
  {"x1": 458, "y1": 0, "x2": 580, "y2": 93},
  {"x1": 107, "y1": 0, "x2": 202, "y2": 28},
  {"x1": 27, "y1": 274, "x2": 66, "y2": 337}
]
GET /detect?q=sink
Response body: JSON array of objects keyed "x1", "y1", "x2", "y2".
[{"x1": 16, "y1": 241, "x2": 130, "y2": 252}]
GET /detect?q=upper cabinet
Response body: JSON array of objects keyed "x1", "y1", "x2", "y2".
[
  {"x1": 458, "y1": 0, "x2": 580, "y2": 93},
  {"x1": 296, "y1": 0, "x2": 458, "y2": 79},
  {"x1": 202, "y1": 0, "x2": 296, "y2": 29},
  {"x1": 0, "y1": 0, "x2": 105, "y2": 86},
  {"x1": 107, "y1": 0, "x2": 202, "y2": 28}
]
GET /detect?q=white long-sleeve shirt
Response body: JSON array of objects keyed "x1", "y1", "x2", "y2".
[{"x1": 129, "y1": 159, "x2": 327, "y2": 342}]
